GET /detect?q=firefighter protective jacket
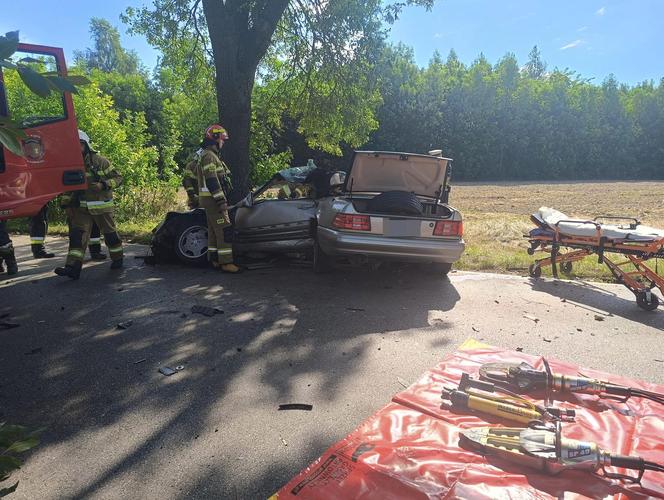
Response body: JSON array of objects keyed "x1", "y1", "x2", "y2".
[
  {"x1": 61, "y1": 153, "x2": 123, "y2": 214},
  {"x1": 194, "y1": 147, "x2": 231, "y2": 204}
]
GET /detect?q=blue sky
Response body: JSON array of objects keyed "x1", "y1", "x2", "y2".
[{"x1": 2, "y1": 0, "x2": 662, "y2": 85}]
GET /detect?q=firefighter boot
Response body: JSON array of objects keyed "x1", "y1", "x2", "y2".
[
  {"x1": 110, "y1": 258, "x2": 123, "y2": 270},
  {"x1": 0, "y1": 244, "x2": 18, "y2": 275},
  {"x1": 54, "y1": 261, "x2": 82, "y2": 280},
  {"x1": 89, "y1": 243, "x2": 107, "y2": 260},
  {"x1": 32, "y1": 244, "x2": 55, "y2": 259},
  {"x1": 220, "y1": 263, "x2": 242, "y2": 274}
]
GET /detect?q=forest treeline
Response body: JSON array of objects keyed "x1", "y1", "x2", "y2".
[{"x1": 367, "y1": 45, "x2": 664, "y2": 181}]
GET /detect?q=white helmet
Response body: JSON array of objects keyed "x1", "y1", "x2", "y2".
[{"x1": 78, "y1": 130, "x2": 91, "y2": 147}]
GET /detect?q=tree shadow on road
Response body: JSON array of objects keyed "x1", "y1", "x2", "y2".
[{"x1": 0, "y1": 240, "x2": 460, "y2": 498}]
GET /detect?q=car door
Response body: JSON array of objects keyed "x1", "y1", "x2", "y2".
[
  {"x1": 0, "y1": 43, "x2": 85, "y2": 219},
  {"x1": 234, "y1": 181, "x2": 316, "y2": 252}
]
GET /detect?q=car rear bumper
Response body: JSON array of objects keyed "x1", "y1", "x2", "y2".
[{"x1": 318, "y1": 227, "x2": 465, "y2": 263}]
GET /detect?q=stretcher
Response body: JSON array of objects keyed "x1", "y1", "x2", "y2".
[{"x1": 526, "y1": 207, "x2": 664, "y2": 310}]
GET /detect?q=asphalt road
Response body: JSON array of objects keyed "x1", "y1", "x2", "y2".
[{"x1": 1, "y1": 236, "x2": 663, "y2": 499}]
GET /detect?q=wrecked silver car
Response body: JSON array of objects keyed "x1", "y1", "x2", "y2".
[
  {"x1": 234, "y1": 150, "x2": 464, "y2": 274},
  {"x1": 156, "y1": 151, "x2": 464, "y2": 274}
]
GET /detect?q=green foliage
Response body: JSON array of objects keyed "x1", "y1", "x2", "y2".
[
  {"x1": 0, "y1": 423, "x2": 41, "y2": 497},
  {"x1": 368, "y1": 45, "x2": 664, "y2": 181},
  {"x1": 71, "y1": 80, "x2": 178, "y2": 220},
  {"x1": 74, "y1": 18, "x2": 141, "y2": 74}
]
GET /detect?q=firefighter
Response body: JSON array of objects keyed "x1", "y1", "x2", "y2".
[
  {"x1": 193, "y1": 124, "x2": 240, "y2": 273},
  {"x1": 182, "y1": 149, "x2": 201, "y2": 209},
  {"x1": 54, "y1": 130, "x2": 124, "y2": 280},
  {"x1": 29, "y1": 204, "x2": 55, "y2": 259},
  {"x1": 0, "y1": 221, "x2": 18, "y2": 276}
]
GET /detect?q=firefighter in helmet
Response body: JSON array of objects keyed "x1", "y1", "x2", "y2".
[
  {"x1": 193, "y1": 124, "x2": 240, "y2": 273},
  {"x1": 55, "y1": 130, "x2": 124, "y2": 279}
]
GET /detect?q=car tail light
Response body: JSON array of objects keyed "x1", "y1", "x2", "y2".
[
  {"x1": 433, "y1": 220, "x2": 463, "y2": 237},
  {"x1": 333, "y1": 214, "x2": 371, "y2": 231}
]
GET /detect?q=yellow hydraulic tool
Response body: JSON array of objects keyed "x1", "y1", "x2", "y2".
[
  {"x1": 460, "y1": 422, "x2": 664, "y2": 483},
  {"x1": 441, "y1": 373, "x2": 575, "y2": 424}
]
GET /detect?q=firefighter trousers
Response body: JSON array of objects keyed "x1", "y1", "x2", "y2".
[
  {"x1": 65, "y1": 209, "x2": 123, "y2": 266},
  {"x1": 200, "y1": 196, "x2": 233, "y2": 264},
  {"x1": 29, "y1": 203, "x2": 49, "y2": 248}
]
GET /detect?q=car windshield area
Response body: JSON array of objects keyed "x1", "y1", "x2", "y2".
[{"x1": 2, "y1": 51, "x2": 66, "y2": 128}]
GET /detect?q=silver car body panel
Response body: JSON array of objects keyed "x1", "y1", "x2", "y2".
[
  {"x1": 233, "y1": 199, "x2": 316, "y2": 253},
  {"x1": 317, "y1": 196, "x2": 464, "y2": 263},
  {"x1": 318, "y1": 227, "x2": 465, "y2": 263},
  {"x1": 348, "y1": 151, "x2": 452, "y2": 198}
]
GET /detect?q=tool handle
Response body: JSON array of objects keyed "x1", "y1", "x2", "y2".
[
  {"x1": 604, "y1": 384, "x2": 630, "y2": 397},
  {"x1": 610, "y1": 455, "x2": 644, "y2": 470}
]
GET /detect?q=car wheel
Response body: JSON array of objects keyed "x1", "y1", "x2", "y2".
[
  {"x1": 313, "y1": 240, "x2": 332, "y2": 273},
  {"x1": 434, "y1": 262, "x2": 453, "y2": 276},
  {"x1": 174, "y1": 219, "x2": 209, "y2": 267}
]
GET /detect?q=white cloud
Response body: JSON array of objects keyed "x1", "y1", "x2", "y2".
[
  {"x1": 433, "y1": 33, "x2": 443, "y2": 39},
  {"x1": 577, "y1": 26, "x2": 588, "y2": 32},
  {"x1": 560, "y1": 39, "x2": 584, "y2": 50},
  {"x1": 596, "y1": 6, "x2": 606, "y2": 16}
]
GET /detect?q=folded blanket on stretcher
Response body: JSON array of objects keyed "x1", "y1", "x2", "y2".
[{"x1": 533, "y1": 207, "x2": 664, "y2": 242}]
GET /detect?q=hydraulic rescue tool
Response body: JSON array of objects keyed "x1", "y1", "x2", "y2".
[
  {"x1": 441, "y1": 373, "x2": 575, "y2": 424},
  {"x1": 460, "y1": 422, "x2": 664, "y2": 483},
  {"x1": 479, "y1": 361, "x2": 664, "y2": 405}
]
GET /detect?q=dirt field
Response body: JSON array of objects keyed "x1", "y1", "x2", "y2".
[{"x1": 451, "y1": 181, "x2": 664, "y2": 279}]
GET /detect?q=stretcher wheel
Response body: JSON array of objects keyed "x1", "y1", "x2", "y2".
[
  {"x1": 636, "y1": 292, "x2": 659, "y2": 311},
  {"x1": 561, "y1": 261, "x2": 573, "y2": 274},
  {"x1": 527, "y1": 247, "x2": 535, "y2": 255},
  {"x1": 528, "y1": 263, "x2": 542, "y2": 278}
]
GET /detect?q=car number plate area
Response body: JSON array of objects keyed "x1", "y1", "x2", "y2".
[{"x1": 383, "y1": 218, "x2": 421, "y2": 237}]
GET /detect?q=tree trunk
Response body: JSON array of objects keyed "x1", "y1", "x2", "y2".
[{"x1": 202, "y1": 0, "x2": 289, "y2": 200}]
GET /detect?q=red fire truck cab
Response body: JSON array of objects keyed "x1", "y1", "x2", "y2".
[{"x1": 0, "y1": 43, "x2": 85, "y2": 220}]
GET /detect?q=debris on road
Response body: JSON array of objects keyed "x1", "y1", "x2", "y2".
[
  {"x1": 523, "y1": 314, "x2": 539, "y2": 323},
  {"x1": 278, "y1": 403, "x2": 313, "y2": 411},
  {"x1": 159, "y1": 365, "x2": 184, "y2": 376},
  {"x1": 594, "y1": 315, "x2": 605, "y2": 321},
  {"x1": 281, "y1": 438, "x2": 288, "y2": 447},
  {"x1": 117, "y1": 321, "x2": 133, "y2": 330},
  {"x1": 471, "y1": 326, "x2": 479, "y2": 332},
  {"x1": 516, "y1": 347, "x2": 524, "y2": 352},
  {"x1": 191, "y1": 305, "x2": 224, "y2": 317},
  {"x1": 133, "y1": 358, "x2": 147, "y2": 364},
  {"x1": 346, "y1": 307, "x2": 366, "y2": 312},
  {"x1": 543, "y1": 337, "x2": 552, "y2": 343}
]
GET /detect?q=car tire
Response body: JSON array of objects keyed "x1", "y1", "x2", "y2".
[
  {"x1": 313, "y1": 240, "x2": 332, "y2": 273},
  {"x1": 433, "y1": 262, "x2": 453, "y2": 276},
  {"x1": 174, "y1": 218, "x2": 209, "y2": 267},
  {"x1": 366, "y1": 191, "x2": 424, "y2": 216}
]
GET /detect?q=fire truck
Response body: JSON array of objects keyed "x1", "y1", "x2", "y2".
[{"x1": 0, "y1": 43, "x2": 86, "y2": 220}]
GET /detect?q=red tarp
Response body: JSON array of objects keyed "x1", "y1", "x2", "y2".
[{"x1": 272, "y1": 341, "x2": 664, "y2": 499}]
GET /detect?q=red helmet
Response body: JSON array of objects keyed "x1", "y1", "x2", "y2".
[{"x1": 205, "y1": 124, "x2": 229, "y2": 142}]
